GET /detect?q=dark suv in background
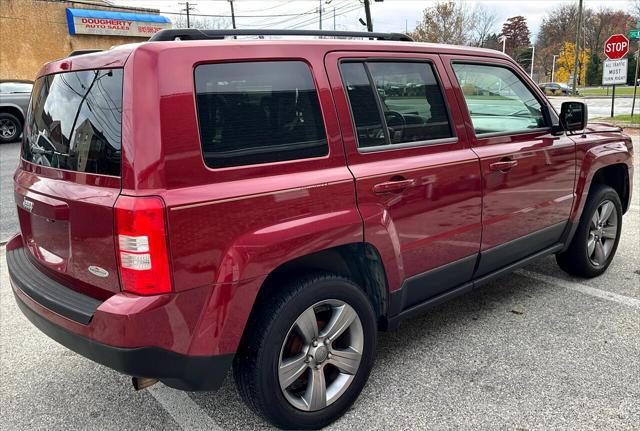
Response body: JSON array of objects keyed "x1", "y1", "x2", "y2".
[{"x1": 6, "y1": 29, "x2": 633, "y2": 429}]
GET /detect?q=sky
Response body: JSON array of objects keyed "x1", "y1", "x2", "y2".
[{"x1": 115, "y1": 0, "x2": 636, "y2": 41}]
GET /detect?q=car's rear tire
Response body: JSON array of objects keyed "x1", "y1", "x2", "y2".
[
  {"x1": 0, "y1": 112, "x2": 22, "y2": 143},
  {"x1": 233, "y1": 273, "x2": 377, "y2": 430},
  {"x1": 556, "y1": 184, "x2": 622, "y2": 278}
]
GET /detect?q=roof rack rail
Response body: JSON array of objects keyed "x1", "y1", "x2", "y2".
[
  {"x1": 149, "y1": 29, "x2": 413, "y2": 42},
  {"x1": 69, "y1": 49, "x2": 103, "y2": 57}
]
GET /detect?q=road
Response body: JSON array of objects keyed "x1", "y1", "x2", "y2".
[
  {"x1": 0, "y1": 140, "x2": 19, "y2": 243},
  {"x1": 548, "y1": 96, "x2": 635, "y2": 119}
]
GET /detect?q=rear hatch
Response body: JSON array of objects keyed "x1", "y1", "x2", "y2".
[{"x1": 15, "y1": 68, "x2": 124, "y2": 297}]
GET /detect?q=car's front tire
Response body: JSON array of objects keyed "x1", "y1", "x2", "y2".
[
  {"x1": 0, "y1": 112, "x2": 22, "y2": 143},
  {"x1": 556, "y1": 184, "x2": 622, "y2": 277},
  {"x1": 233, "y1": 273, "x2": 377, "y2": 430}
]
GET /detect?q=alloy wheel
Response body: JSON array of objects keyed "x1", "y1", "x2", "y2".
[
  {"x1": 587, "y1": 200, "x2": 618, "y2": 267},
  {"x1": 278, "y1": 299, "x2": 364, "y2": 412},
  {"x1": 0, "y1": 119, "x2": 17, "y2": 139}
]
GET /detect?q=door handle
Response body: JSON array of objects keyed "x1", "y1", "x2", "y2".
[
  {"x1": 372, "y1": 178, "x2": 416, "y2": 194},
  {"x1": 489, "y1": 159, "x2": 518, "y2": 172}
]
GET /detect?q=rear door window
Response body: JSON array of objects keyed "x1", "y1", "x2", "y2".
[
  {"x1": 340, "y1": 61, "x2": 453, "y2": 149},
  {"x1": 194, "y1": 61, "x2": 328, "y2": 169},
  {"x1": 23, "y1": 69, "x2": 123, "y2": 176}
]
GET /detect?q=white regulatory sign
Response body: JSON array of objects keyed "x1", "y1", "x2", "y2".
[{"x1": 602, "y1": 59, "x2": 628, "y2": 85}]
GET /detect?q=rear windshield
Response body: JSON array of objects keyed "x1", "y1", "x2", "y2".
[{"x1": 22, "y1": 69, "x2": 123, "y2": 176}]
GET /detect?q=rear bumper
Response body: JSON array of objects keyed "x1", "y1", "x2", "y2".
[
  {"x1": 13, "y1": 288, "x2": 233, "y2": 390},
  {"x1": 7, "y1": 238, "x2": 233, "y2": 391}
]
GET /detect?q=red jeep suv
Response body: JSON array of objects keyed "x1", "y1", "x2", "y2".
[{"x1": 7, "y1": 29, "x2": 634, "y2": 429}]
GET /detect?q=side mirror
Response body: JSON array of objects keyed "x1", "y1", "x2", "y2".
[{"x1": 560, "y1": 101, "x2": 587, "y2": 131}]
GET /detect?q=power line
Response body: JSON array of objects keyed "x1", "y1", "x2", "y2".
[
  {"x1": 177, "y1": 2, "x2": 197, "y2": 27},
  {"x1": 290, "y1": 4, "x2": 361, "y2": 30},
  {"x1": 239, "y1": 5, "x2": 323, "y2": 28},
  {"x1": 233, "y1": 0, "x2": 291, "y2": 13},
  {"x1": 237, "y1": 1, "x2": 355, "y2": 29},
  {"x1": 161, "y1": 10, "x2": 318, "y2": 18}
]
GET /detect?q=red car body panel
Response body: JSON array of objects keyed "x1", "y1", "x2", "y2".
[
  {"x1": 325, "y1": 51, "x2": 482, "y2": 292},
  {"x1": 441, "y1": 55, "x2": 577, "y2": 249},
  {"x1": 8, "y1": 39, "x2": 634, "y2": 388},
  {"x1": 570, "y1": 123, "x2": 634, "y2": 222},
  {"x1": 14, "y1": 163, "x2": 122, "y2": 298}
]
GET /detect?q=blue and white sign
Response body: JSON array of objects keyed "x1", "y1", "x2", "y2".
[{"x1": 66, "y1": 8, "x2": 171, "y2": 37}]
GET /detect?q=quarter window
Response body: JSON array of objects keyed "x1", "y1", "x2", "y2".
[
  {"x1": 194, "y1": 61, "x2": 328, "y2": 169},
  {"x1": 452, "y1": 63, "x2": 546, "y2": 135},
  {"x1": 341, "y1": 61, "x2": 453, "y2": 149}
]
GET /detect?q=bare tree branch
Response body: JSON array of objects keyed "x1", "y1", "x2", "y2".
[{"x1": 471, "y1": 5, "x2": 498, "y2": 47}]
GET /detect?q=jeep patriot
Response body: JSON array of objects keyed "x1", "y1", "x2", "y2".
[{"x1": 6, "y1": 29, "x2": 634, "y2": 429}]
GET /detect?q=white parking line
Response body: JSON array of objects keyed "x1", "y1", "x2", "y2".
[
  {"x1": 148, "y1": 384, "x2": 224, "y2": 431},
  {"x1": 517, "y1": 269, "x2": 640, "y2": 309}
]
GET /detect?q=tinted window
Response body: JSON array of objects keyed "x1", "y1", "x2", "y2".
[
  {"x1": 0, "y1": 82, "x2": 33, "y2": 93},
  {"x1": 22, "y1": 70, "x2": 122, "y2": 176},
  {"x1": 368, "y1": 62, "x2": 452, "y2": 145},
  {"x1": 452, "y1": 63, "x2": 546, "y2": 135},
  {"x1": 195, "y1": 61, "x2": 328, "y2": 168},
  {"x1": 341, "y1": 61, "x2": 453, "y2": 149},
  {"x1": 340, "y1": 62, "x2": 386, "y2": 148}
]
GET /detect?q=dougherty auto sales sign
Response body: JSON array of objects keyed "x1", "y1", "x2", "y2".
[
  {"x1": 73, "y1": 17, "x2": 171, "y2": 37},
  {"x1": 66, "y1": 8, "x2": 171, "y2": 37}
]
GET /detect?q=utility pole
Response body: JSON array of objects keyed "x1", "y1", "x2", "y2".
[
  {"x1": 571, "y1": 0, "x2": 583, "y2": 95},
  {"x1": 319, "y1": 0, "x2": 322, "y2": 30},
  {"x1": 551, "y1": 54, "x2": 558, "y2": 82},
  {"x1": 363, "y1": 0, "x2": 373, "y2": 32},
  {"x1": 333, "y1": 7, "x2": 336, "y2": 31},
  {"x1": 530, "y1": 45, "x2": 535, "y2": 78},
  {"x1": 632, "y1": 49, "x2": 639, "y2": 117},
  {"x1": 500, "y1": 35, "x2": 507, "y2": 53},
  {"x1": 178, "y1": 2, "x2": 196, "y2": 28},
  {"x1": 228, "y1": 0, "x2": 236, "y2": 30}
]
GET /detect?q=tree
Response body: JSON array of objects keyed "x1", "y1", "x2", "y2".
[
  {"x1": 409, "y1": 2, "x2": 498, "y2": 46},
  {"x1": 585, "y1": 9, "x2": 633, "y2": 59},
  {"x1": 482, "y1": 33, "x2": 501, "y2": 51},
  {"x1": 537, "y1": 4, "x2": 584, "y2": 50},
  {"x1": 171, "y1": 14, "x2": 228, "y2": 30},
  {"x1": 534, "y1": 44, "x2": 558, "y2": 81},
  {"x1": 499, "y1": 16, "x2": 531, "y2": 55},
  {"x1": 535, "y1": 3, "x2": 636, "y2": 85},
  {"x1": 538, "y1": 4, "x2": 634, "y2": 64},
  {"x1": 554, "y1": 42, "x2": 590, "y2": 85},
  {"x1": 627, "y1": 51, "x2": 638, "y2": 86},
  {"x1": 585, "y1": 54, "x2": 601, "y2": 86},
  {"x1": 471, "y1": 6, "x2": 498, "y2": 47},
  {"x1": 409, "y1": 1, "x2": 473, "y2": 44}
]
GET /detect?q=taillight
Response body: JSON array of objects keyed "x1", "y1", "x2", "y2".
[{"x1": 115, "y1": 195, "x2": 172, "y2": 295}]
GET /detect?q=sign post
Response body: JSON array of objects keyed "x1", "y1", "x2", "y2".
[
  {"x1": 633, "y1": 50, "x2": 639, "y2": 117},
  {"x1": 603, "y1": 34, "x2": 630, "y2": 117},
  {"x1": 631, "y1": 23, "x2": 640, "y2": 117}
]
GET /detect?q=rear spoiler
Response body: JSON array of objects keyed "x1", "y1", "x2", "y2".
[{"x1": 68, "y1": 49, "x2": 103, "y2": 57}]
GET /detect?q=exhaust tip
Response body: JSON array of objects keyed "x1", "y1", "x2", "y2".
[{"x1": 132, "y1": 376, "x2": 159, "y2": 391}]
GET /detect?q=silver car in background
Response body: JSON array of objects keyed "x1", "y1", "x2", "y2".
[{"x1": 0, "y1": 80, "x2": 33, "y2": 143}]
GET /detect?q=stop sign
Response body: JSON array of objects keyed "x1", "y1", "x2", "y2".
[{"x1": 604, "y1": 34, "x2": 629, "y2": 60}]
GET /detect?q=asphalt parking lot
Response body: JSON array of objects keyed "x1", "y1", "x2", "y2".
[{"x1": 1, "y1": 134, "x2": 639, "y2": 429}]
